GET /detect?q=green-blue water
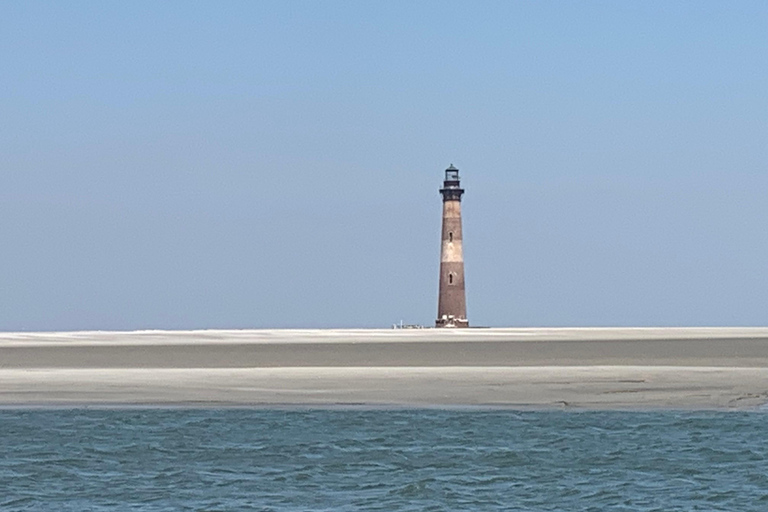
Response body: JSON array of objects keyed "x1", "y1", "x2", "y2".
[{"x1": 2, "y1": 409, "x2": 767, "y2": 511}]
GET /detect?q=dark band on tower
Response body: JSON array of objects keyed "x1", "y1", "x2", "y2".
[{"x1": 436, "y1": 165, "x2": 469, "y2": 328}]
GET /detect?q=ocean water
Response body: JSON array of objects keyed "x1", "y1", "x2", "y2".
[{"x1": 1, "y1": 409, "x2": 767, "y2": 511}]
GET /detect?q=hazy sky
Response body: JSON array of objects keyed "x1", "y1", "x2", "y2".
[{"x1": 2, "y1": 1, "x2": 767, "y2": 330}]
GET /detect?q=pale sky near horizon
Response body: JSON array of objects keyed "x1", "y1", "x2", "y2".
[{"x1": 1, "y1": 1, "x2": 767, "y2": 330}]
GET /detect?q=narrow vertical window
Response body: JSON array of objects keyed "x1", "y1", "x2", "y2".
[
  {"x1": 449, "y1": 232, "x2": 453, "y2": 242},
  {"x1": 449, "y1": 273, "x2": 454, "y2": 284}
]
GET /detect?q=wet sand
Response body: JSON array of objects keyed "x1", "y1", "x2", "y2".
[{"x1": 1, "y1": 328, "x2": 768, "y2": 409}]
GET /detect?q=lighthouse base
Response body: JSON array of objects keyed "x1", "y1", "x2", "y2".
[{"x1": 436, "y1": 315, "x2": 469, "y2": 328}]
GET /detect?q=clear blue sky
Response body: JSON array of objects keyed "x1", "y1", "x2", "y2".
[{"x1": 1, "y1": 1, "x2": 766, "y2": 330}]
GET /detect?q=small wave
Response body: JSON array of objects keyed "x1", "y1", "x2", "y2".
[{"x1": 2, "y1": 409, "x2": 768, "y2": 511}]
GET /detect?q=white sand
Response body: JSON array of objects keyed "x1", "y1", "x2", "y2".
[{"x1": 1, "y1": 328, "x2": 768, "y2": 409}]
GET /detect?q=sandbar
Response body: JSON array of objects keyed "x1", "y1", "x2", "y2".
[{"x1": 1, "y1": 328, "x2": 767, "y2": 409}]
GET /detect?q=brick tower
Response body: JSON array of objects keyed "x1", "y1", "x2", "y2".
[{"x1": 436, "y1": 164, "x2": 469, "y2": 328}]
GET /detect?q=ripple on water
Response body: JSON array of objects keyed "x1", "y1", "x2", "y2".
[{"x1": 1, "y1": 410, "x2": 768, "y2": 511}]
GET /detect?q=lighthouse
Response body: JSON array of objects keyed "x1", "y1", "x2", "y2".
[{"x1": 436, "y1": 165, "x2": 469, "y2": 328}]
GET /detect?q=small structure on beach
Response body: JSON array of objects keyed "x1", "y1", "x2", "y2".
[{"x1": 436, "y1": 165, "x2": 469, "y2": 328}]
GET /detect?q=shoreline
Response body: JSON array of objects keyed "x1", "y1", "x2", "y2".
[
  {"x1": 4, "y1": 326, "x2": 768, "y2": 345},
  {"x1": 2, "y1": 328, "x2": 768, "y2": 409}
]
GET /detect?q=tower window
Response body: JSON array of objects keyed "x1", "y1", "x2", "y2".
[
  {"x1": 449, "y1": 232, "x2": 453, "y2": 242},
  {"x1": 449, "y1": 273, "x2": 454, "y2": 284}
]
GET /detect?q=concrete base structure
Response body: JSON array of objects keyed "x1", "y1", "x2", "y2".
[{"x1": 435, "y1": 315, "x2": 469, "y2": 328}]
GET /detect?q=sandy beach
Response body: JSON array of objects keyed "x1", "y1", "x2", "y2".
[{"x1": 2, "y1": 328, "x2": 768, "y2": 409}]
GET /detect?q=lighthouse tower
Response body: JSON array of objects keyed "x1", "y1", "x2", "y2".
[{"x1": 436, "y1": 165, "x2": 469, "y2": 328}]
